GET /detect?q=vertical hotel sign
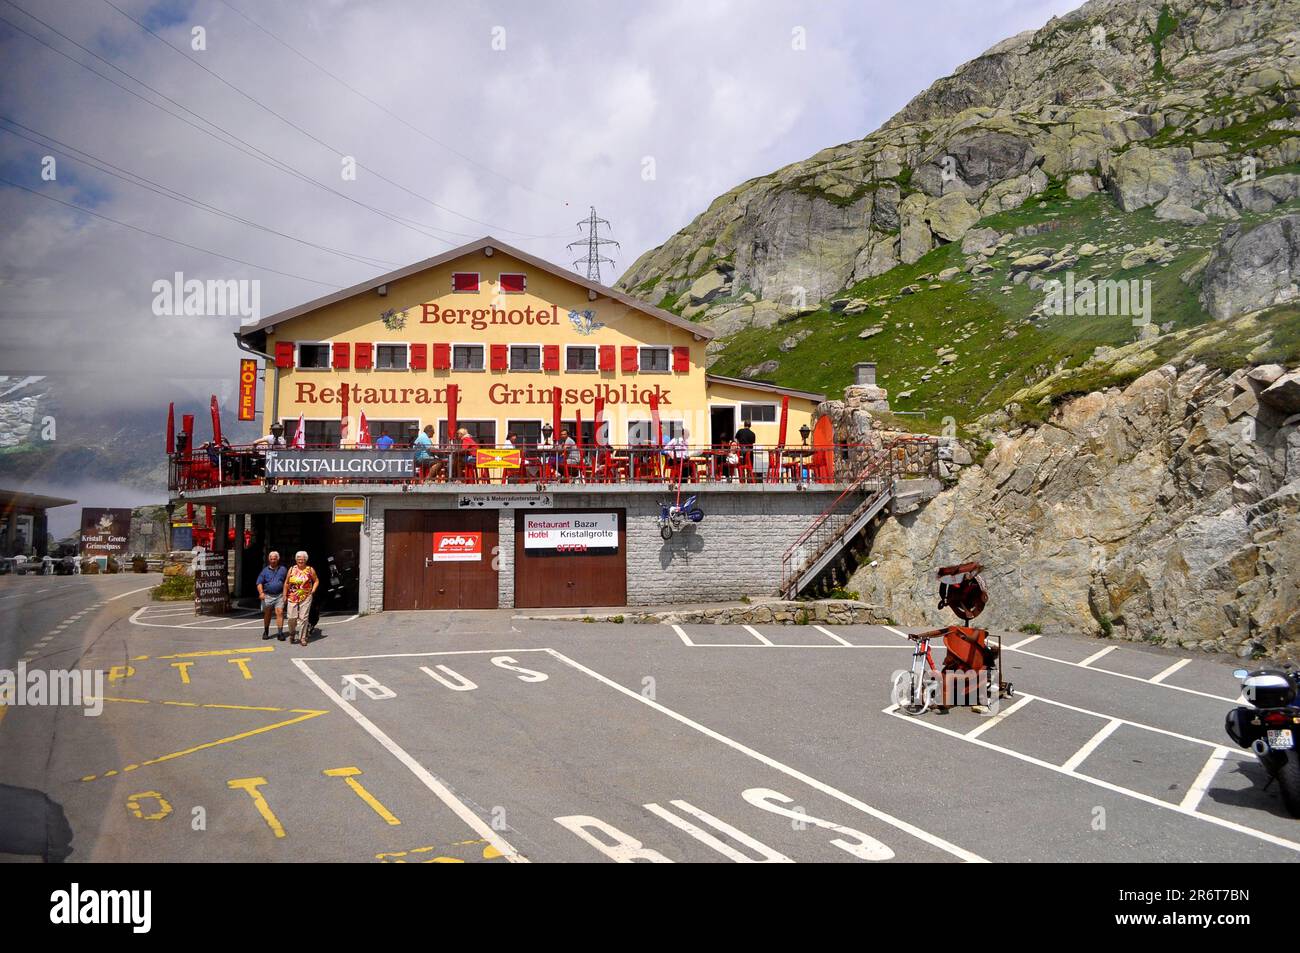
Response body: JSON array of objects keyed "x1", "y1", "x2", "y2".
[{"x1": 238, "y1": 359, "x2": 258, "y2": 421}]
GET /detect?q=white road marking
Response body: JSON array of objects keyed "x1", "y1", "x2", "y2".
[
  {"x1": 814, "y1": 625, "x2": 852, "y2": 647},
  {"x1": 129, "y1": 606, "x2": 358, "y2": 630},
  {"x1": 882, "y1": 625, "x2": 911, "y2": 640},
  {"x1": 106, "y1": 586, "x2": 158, "y2": 602},
  {"x1": 1004, "y1": 634, "x2": 1040, "y2": 650},
  {"x1": 964, "y1": 694, "x2": 1033, "y2": 739},
  {"x1": 1078, "y1": 645, "x2": 1117, "y2": 668},
  {"x1": 292, "y1": 656, "x2": 528, "y2": 863},
  {"x1": 545, "y1": 648, "x2": 985, "y2": 862},
  {"x1": 1180, "y1": 748, "x2": 1231, "y2": 812},
  {"x1": 1150, "y1": 658, "x2": 1191, "y2": 684},
  {"x1": 742, "y1": 625, "x2": 774, "y2": 646},
  {"x1": 670, "y1": 624, "x2": 694, "y2": 647},
  {"x1": 1060, "y1": 718, "x2": 1123, "y2": 772}
]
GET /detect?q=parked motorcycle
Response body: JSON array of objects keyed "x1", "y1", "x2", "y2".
[
  {"x1": 657, "y1": 495, "x2": 704, "y2": 540},
  {"x1": 1224, "y1": 662, "x2": 1300, "y2": 816}
]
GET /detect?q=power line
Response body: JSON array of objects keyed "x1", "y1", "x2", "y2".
[
  {"x1": 0, "y1": 175, "x2": 342, "y2": 287},
  {"x1": 568, "y1": 207, "x2": 619, "y2": 283},
  {"x1": 0, "y1": 5, "x2": 477, "y2": 248},
  {"x1": 0, "y1": 117, "x2": 402, "y2": 271},
  {"x1": 213, "y1": 0, "x2": 570, "y2": 210},
  {"x1": 98, "y1": 0, "x2": 565, "y2": 241}
]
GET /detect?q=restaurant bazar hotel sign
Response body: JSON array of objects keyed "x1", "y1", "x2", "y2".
[
  {"x1": 293, "y1": 381, "x2": 673, "y2": 408},
  {"x1": 523, "y1": 513, "x2": 618, "y2": 555}
]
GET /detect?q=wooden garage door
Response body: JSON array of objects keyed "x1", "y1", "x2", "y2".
[
  {"x1": 514, "y1": 509, "x2": 626, "y2": 608},
  {"x1": 384, "y1": 510, "x2": 498, "y2": 610}
]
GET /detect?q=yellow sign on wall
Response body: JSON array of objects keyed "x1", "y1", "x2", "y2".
[{"x1": 333, "y1": 496, "x2": 367, "y2": 523}]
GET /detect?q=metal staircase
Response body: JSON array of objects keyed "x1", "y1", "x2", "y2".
[{"x1": 780, "y1": 438, "x2": 937, "y2": 599}]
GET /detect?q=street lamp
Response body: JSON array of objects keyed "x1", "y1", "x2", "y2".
[{"x1": 799, "y1": 423, "x2": 811, "y2": 446}]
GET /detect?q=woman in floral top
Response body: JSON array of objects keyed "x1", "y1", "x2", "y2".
[{"x1": 285, "y1": 551, "x2": 320, "y2": 646}]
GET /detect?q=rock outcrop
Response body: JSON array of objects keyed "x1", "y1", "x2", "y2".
[
  {"x1": 851, "y1": 363, "x2": 1300, "y2": 657},
  {"x1": 1200, "y1": 214, "x2": 1300, "y2": 320}
]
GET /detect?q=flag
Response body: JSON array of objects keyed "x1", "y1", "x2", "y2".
[
  {"x1": 292, "y1": 413, "x2": 306, "y2": 448},
  {"x1": 340, "y1": 382, "x2": 350, "y2": 447},
  {"x1": 650, "y1": 392, "x2": 662, "y2": 446},
  {"x1": 357, "y1": 411, "x2": 372, "y2": 448},
  {"x1": 594, "y1": 396, "x2": 606, "y2": 447},
  {"x1": 166, "y1": 402, "x2": 175, "y2": 454},
  {"x1": 209, "y1": 394, "x2": 222, "y2": 445},
  {"x1": 551, "y1": 385, "x2": 561, "y2": 441}
]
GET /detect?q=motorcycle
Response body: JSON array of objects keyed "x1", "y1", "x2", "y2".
[
  {"x1": 656, "y1": 494, "x2": 704, "y2": 540},
  {"x1": 1224, "y1": 662, "x2": 1300, "y2": 816}
]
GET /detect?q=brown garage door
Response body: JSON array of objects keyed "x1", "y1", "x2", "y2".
[
  {"x1": 384, "y1": 509, "x2": 498, "y2": 610},
  {"x1": 514, "y1": 509, "x2": 626, "y2": 608}
]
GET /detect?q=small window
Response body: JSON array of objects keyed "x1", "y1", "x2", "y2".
[
  {"x1": 499, "y1": 273, "x2": 526, "y2": 294},
  {"x1": 283, "y1": 418, "x2": 341, "y2": 447},
  {"x1": 627, "y1": 419, "x2": 684, "y2": 444},
  {"x1": 640, "y1": 347, "x2": 670, "y2": 372},
  {"x1": 510, "y1": 345, "x2": 541, "y2": 371},
  {"x1": 452, "y1": 344, "x2": 484, "y2": 371},
  {"x1": 506, "y1": 420, "x2": 542, "y2": 448},
  {"x1": 452, "y1": 272, "x2": 479, "y2": 293},
  {"x1": 371, "y1": 419, "x2": 420, "y2": 445},
  {"x1": 438, "y1": 419, "x2": 496, "y2": 446},
  {"x1": 376, "y1": 344, "x2": 408, "y2": 370},
  {"x1": 560, "y1": 420, "x2": 596, "y2": 446},
  {"x1": 297, "y1": 343, "x2": 330, "y2": 369},
  {"x1": 566, "y1": 346, "x2": 597, "y2": 371},
  {"x1": 740, "y1": 403, "x2": 778, "y2": 423}
]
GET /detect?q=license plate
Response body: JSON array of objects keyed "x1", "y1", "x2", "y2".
[{"x1": 1267, "y1": 729, "x2": 1294, "y2": 750}]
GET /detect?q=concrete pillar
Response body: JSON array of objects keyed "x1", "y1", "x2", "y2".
[
  {"x1": 356, "y1": 496, "x2": 370, "y2": 615},
  {"x1": 232, "y1": 513, "x2": 244, "y2": 599},
  {"x1": 854, "y1": 362, "x2": 877, "y2": 386}
]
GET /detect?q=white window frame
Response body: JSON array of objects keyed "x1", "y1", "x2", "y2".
[
  {"x1": 504, "y1": 418, "x2": 545, "y2": 449},
  {"x1": 564, "y1": 344, "x2": 598, "y2": 373},
  {"x1": 451, "y1": 342, "x2": 486, "y2": 372},
  {"x1": 739, "y1": 402, "x2": 779, "y2": 424},
  {"x1": 639, "y1": 345, "x2": 672, "y2": 374},
  {"x1": 374, "y1": 341, "x2": 410, "y2": 372},
  {"x1": 296, "y1": 340, "x2": 332, "y2": 371},
  {"x1": 509, "y1": 343, "x2": 543, "y2": 373},
  {"x1": 281, "y1": 417, "x2": 342, "y2": 445},
  {"x1": 451, "y1": 271, "x2": 480, "y2": 294},
  {"x1": 498, "y1": 272, "x2": 527, "y2": 294}
]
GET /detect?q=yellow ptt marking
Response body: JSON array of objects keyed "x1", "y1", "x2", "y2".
[
  {"x1": 482, "y1": 844, "x2": 502, "y2": 859},
  {"x1": 323, "y1": 767, "x2": 401, "y2": 826},
  {"x1": 376, "y1": 839, "x2": 494, "y2": 863},
  {"x1": 107, "y1": 665, "x2": 135, "y2": 683},
  {"x1": 155, "y1": 647, "x2": 274, "y2": 661},
  {"x1": 78, "y1": 708, "x2": 327, "y2": 782},
  {"x1": 227, "y1": 777, "x2": 285, "y2": 839},
  {"x1": 171, "y1": 661, "x2": 194, "y2": 685},
  {"x1": 228, "y1": 657, "x2": 253, "y2": 680},
  {"x1": 127, "y1": 790, "x2": 173, "y2": 820}
]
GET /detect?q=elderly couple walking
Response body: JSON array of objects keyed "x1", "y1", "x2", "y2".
[{"x1": 256, "y1": 550, "x2": 320, "y2": 645}]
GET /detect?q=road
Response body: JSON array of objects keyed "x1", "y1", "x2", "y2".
[{"x1": 0, "y1": 577, "x2": 1293, "y2": 863}]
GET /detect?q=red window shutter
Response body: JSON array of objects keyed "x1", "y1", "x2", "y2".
[
  {"x1": 621, "y1": 346, "x2": 639, "y2": 373},
  {"x1": 599, "y1": 344, "x2": 615, "y2": 371},
  {"x1": 672, "y1": 345, "x2": 690, "y2": 373},
  {"x1": 543, "y1": 344, "x2": 560, "y2": 371},
  {"x1": 274, "y1": 341, "x2": 294, "y2": 368},
  {"x1": 490, "y1": 343, "x2": 508, "y2": 371},
  {"x1": 432, "y1": 343, "x2": 451, "y2": 370},
  {"x1": 410, "y1": 343, "x2": 427, "y2": 370},
  {"x1": 332, "y1": 342, "x2": 350, "y2": 370},
  {"x1": 355, "y1": 342, "x2": 373, "y2": 370},
  {"x1": 452, "y1": 272, "x2": 479, "y2": 293},
  {"x1": 500, "y1": 273, "x2": 526, "y2": 294}
]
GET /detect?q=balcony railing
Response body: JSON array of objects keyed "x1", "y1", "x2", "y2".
[{"x1": 168, "y1": 437, "x2": 938, "y2": 492}]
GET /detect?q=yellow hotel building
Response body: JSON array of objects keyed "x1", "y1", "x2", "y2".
[{"x1": 239, "y1": 236, "x2": 821, "y2": 450}]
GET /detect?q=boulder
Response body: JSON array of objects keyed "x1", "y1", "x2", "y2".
[
  {"x1": 1154, "y1": 199, "x2": 1208, "y2": 226},
  {"x1": 1066, "y1": 173, "x2": 1099, "y2": 199},
  {"x1": 961, "y1": 228, "x2": 1002, "y2": 254},
  {"x1": 925, "y1": 193, "x2": 981, "y2": 241},
  {"x1": 1199, "y1": 214, "x2": 1300, "y2": 320},
  {"x1": 1010, "y1": 254, "x2": 1052, "y2": 272},
  {"x1": 1261, "y1": 373, "x2": 1300, "y2": 414}
]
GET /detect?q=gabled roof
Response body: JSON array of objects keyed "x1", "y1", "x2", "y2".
[
  {"x1": 705, "y1": 374, "x2": 825, "y2": 403},
  {"x1": 238, "y1": 236, "x2": 714, "y2": 341}
]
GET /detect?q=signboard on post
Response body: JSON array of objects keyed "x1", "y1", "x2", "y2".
[
  {"x1": 333, "y1": 496, "x2": 367, "y2": 523},
  {"x1": 432, "y1": 532, "x2": 482, "y2": 562},
  {"x1": 457, "y1": 493, "x2": 552, "y2": 509},
  {"x1": 265, "y1": 450, "x2": 415, "y2": 480},
  {"x1": 237, "y1": 359, "x2": 258, "y2": 422},
  {"x1": 523, "y1": 512, "x2": 618, "y2": 555},
  {"x1": 79, "y1": 508, "x2": 132, "y2": 562},
  {"x1": 475, "y1": 448, "x2": 521, "y2": 470},
  {"x1": 194, "y1": 550, "x2": 230, "y2": 615}
]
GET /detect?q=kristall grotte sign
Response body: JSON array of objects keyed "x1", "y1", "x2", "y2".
[{"x1": 523, "y1": 513, "x2": 618, "y2": 555}]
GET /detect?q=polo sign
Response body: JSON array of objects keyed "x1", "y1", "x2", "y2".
[
  {"x1": 433, "y1": 532, "x2": 482, "y2": 562},
  {"x1": 523, "y1": 512, "x2": 618, "y2": 555}
]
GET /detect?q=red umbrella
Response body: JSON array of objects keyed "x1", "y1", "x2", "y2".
[
  {"x1": 357, "y1": 411, "x2": 372, "y2": 448},
  {"x1": 181, "y1": 413, "x2": 194, "y2": 449},
  {"x1": 551, "y1": 385, "x2": 562, "y2": 439},
  {"x1": 575, "y1": 409, "x2": 583, "y2": 453},
  {"x1": 777, "y1": 395, "x2": 789, "y2": 448},
  {"x1": 446, "y1": 384, "x2": 458, "y2": 443},
  {"x1": 593, "y1": 395, "x2": 606, "y2": 446},
  {"x1": 166, "y1": 402, "x2": 175, "y2": 454},
  {"x1": 340, "y1": 382, "x2": 350, "y2": 447},
  {"x1": 650, "y1": 392, "x2": 662, "y2": 446},
  {"x1": 209, "y1": 395, "x2": 222, "y2": 445}
]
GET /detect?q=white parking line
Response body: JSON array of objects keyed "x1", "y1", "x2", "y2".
[
  {"x1": 742, "y1": 625, "x2": 774, "y2": 646},
  {"x1": 1078, "y1": 645, "x2": 1117, "y2": 668},
  {"x1": 1005, "y1": 634, "x2": 1041, "y2": 650},
  {"x1": 884, "y1": 699, "x2": 1296, "y2": 853},
  {"x1": 1060, "y1": 718, "x2": 1123, "y2": 771},
  {"x1": 1180, "y1": 748, "x2": 1231, "y2": 812},
  {"x1": 106, "y1": 586, "x2": 157, "y2": 602},
  {"x1": 1150, "y1": 658, "x2": 1191, "y2": 684},
  {"x1": 965, "y1": 694, "x2": 1033, "y2": 739},
  {"x1": 814, "y1": 625, "x2": 852, "y2": 647},
  {"x1": 670, "y1": 624, "x2": 695, "y2": 647}
]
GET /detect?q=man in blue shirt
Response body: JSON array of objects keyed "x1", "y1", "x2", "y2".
[
  {"x1": 376, "y1": 432, "x2": 395, "y2": 450},
  {"x1": 257, "y1": 551, "x2": 289, "y2": 640}
]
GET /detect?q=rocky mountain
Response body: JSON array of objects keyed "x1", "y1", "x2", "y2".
[{"x1": 616, "y1": 0, "x2": 1300, "y2": 654}]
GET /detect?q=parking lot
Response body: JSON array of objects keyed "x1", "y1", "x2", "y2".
[{"x1": 1, "y1": 576, "x2": 1295, "y2": 863}]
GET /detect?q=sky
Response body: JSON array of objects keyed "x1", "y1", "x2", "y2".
[{"x1": 0, "y1": 0, "x2": 1083, "y2": 419}]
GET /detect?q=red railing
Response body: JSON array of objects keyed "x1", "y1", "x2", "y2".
[{"x1": 168, "y1": 438, "x2": 937, "y2": 492}]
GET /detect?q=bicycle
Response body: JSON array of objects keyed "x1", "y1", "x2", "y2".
[{"x1": 891, "y1": 631, "x2": 942, "y2": 716}]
